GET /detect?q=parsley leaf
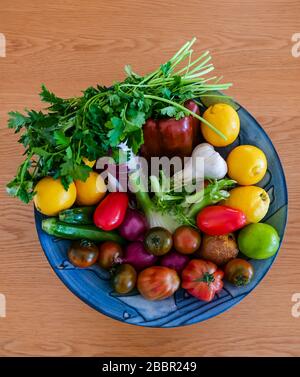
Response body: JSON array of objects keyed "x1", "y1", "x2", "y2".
[
  {"x1": 160, "y1": 61, "x2": 172, "y2": 77},
  {"x1": 107, "y1": 117, "x2": 124, "y2": 146},
  {"x1": 54, "y1": 130, "x2": 70, "y2": 147},
  {"x1": 39, "y1": 84, "x2": 67, "y2": 112},
  {"x1": 8, "y1": 111, "x2": 29, "y2": 131},
  {"x1": 160, "y1": 106, "x2": 178, "y2": 117}
]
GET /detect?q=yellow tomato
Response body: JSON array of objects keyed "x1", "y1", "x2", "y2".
[
  {"x1": 82, "y1": 157, "x2": 96, "y2": 168},
  {"x1": 34, "y1": 177, "x2": 76, "y2": 216},
  {"x1": 223, "y1": 186, "x2": 270, "y2": 224},
  {"x1": 75, "y1": 171, "x2": 106, "y2": 206},
  {"x1": 201, "y1": 103, "x2": 240, "y2": 147},
  {"x1": 227, "y1": 145, "x2": 267, "y2": 185}
]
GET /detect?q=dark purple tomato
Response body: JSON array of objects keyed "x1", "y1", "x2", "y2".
[{"x1": 68, "y1": 240, "x2": 99, "y2": 268}]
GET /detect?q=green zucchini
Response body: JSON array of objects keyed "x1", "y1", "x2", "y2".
[
  {"x1": 42, "y1": 218, "x2": 125, "y2": 244},
  {"x1": 59, "y1": 206, "x2": 95, "y2": 225}
]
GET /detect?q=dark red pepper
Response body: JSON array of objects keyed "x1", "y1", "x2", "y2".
[{"x1": 140, "y1": 100, "x2": 201, "y2": 159}]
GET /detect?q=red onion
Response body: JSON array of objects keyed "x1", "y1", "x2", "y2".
[
  {"x1": 121, "y1": 241, "x2": 157, "y2": 271},
  {"x1": 118, "y1": 208, "x2": 148, "y2": 241},
  {"x1": 160, "y1": 251, "x2": 190, "y2": 274},
  {"x1": 136, "y1": 234, "x2": 145, "y2": 242}
]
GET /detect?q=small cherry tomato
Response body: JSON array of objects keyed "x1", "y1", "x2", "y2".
[
  {"x1": 224, "y1": 258, "x2": 254, "y2": 286},
  {"x1": 137, "y1": 266, "x2": 180, "y2": 300},
  {"x1": 68, "y1": 240, "x2": 99, "y2": 268},
  {"x1": 112, "y1": 264, "x2": 137, "y2": 294},
  {"x1": 98, "y1": 241, "x2": 123, "y2": 270},
  {"x1": 144, "y1": 227, "x2": 173, "y2": 256},
  {"x1": 173, "y1": 226, "x2": 201, "y2": 254},
  {"x1": 196, "y1": 205, "x2": 246, "y2": 235}
]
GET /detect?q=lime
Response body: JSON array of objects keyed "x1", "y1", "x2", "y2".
[{"x1": 238, "y1": 223, "x2": 280, "y2": 259}]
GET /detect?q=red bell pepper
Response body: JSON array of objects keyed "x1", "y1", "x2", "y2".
[
  {"x1": 93, "y1": 192, "x2": 129, "y2": 231},
  {"x1": 196, "y1": 205, "x2": 246, "y2": 235},
  {"x1": 182, "y1": 259, "x2": 224, "y2": 301},
  {"x1": 140, "y1": 100, "x2": 200, "y2": 159}
]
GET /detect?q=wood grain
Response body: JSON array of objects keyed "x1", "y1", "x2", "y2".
[{"x1": 0, "y1": 0, "x2": 300, "y2": 356}]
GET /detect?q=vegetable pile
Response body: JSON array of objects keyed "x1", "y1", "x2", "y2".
[{"x1": 7, "y1": 38, "x2": 280, "y2": 303}]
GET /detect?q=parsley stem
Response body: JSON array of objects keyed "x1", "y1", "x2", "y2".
[
  {"x1": 170, "y1": 49, "x2": 192, "y2": 71},
  {"x1": 175, "y1": 51, "x2": 210, "y2": 75},
  {"x1": 16, "y1": 152, "x2": 33, "y2": 196},
  {"x1": 171, "y1": 39, "x2": 194, "y2": 61}
]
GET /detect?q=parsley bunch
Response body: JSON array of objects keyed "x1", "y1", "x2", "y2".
[{"x1": 7, "y1": 38, "x2": 231, "y2": 203}]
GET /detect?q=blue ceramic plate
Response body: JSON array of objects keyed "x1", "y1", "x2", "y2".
[{"x1": 35, "y1": 103, "x2": 288, "y2": 328}]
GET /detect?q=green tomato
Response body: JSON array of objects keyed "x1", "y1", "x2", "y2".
[
  {"x1": 144, "y1": 227, "x2": 173, "y2": 256},
  {"x1": 112, "y1": 264, "x2": 137, "y2": 294},
  {"x1": 238, "y1": 223, "x2": 280, "y2": 259}
]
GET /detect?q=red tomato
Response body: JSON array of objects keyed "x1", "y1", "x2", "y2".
[
  {"x1": 98, "y1": 241, "x2": 123, "y2": 270},
  {"x1": 224, "y1": 258, "x2": 254, "y2": 286},
  {"x1": 93, "y1": 192, "x2": 128, "y2": 231},
  {"x1": 173, "y1": 225, "x2": 201, "y2": 254},
  {"x1": 196, "y1": 205, "x2": 246, "y2": 235},
  {"x1": 182, "y1": 259, "x2": 224, "y2": 301},
  {"x1": 137, "y1": 266, "x2": 180, "y2": 300}
]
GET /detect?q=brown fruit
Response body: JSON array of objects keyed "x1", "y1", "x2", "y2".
[{"x1": 197, "y1": 233, "x2": 239, "y2": 266}]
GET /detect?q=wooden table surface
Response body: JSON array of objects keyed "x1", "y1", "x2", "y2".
[{"x1": 0, "y1": 0, "x2": 299, "y2": 357}]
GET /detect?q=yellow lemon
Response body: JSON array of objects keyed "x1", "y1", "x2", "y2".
[
  {"x1": 82, "y1": 157, "x2": 96, "y2": 168},
  {"x1": 227, "y1": 145, "x2": 267, "y2": 185},
  {"x1": 75, "y1": 171, "x2": 106, "y2": 206},
  {"x1": 34, "y1": 177, "x2": 76, "y2": 216},
  {"x1": 201, "y1": 103, "x2": 240, "y2": 147},
  {"x1": 223, "y1": 186, "x2": 270, "y2": 224}
]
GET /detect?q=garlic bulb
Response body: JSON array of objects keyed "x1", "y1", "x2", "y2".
[
  {"x1": 172, "y1": 143, "x2": 227, "y2": 188},
  {"x1": 200, "y1": 143, "x2": 227, "y2": 179}
]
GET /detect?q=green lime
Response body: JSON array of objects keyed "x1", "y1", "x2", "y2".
[{"x1": 238, "y1": 223, "x2": 280, "y2": 259}]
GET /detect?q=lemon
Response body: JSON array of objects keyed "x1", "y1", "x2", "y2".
[
  {"x1": 227, "y1": 145, "x2": 267, "y2": 185},
  {"x1": 75, "y1": 171, "x2": 106, "y2": 206},
  {"x1": 223, "y1": 186, "x2": 270, "y2": 224},
  {"x1": 34, "y1": 177, "x2": 76, "y2": 216},
  {"x1": 201, "y1": 103, "x2": 240, "y2": 147}
]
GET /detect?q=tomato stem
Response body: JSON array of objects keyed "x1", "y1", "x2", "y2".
[
  {"x1": 195, "y1": 272, "x2": 215, "y2": 285},
  {"x1": 234, "y1": 275, "x2": 249, "y2": 286}
]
